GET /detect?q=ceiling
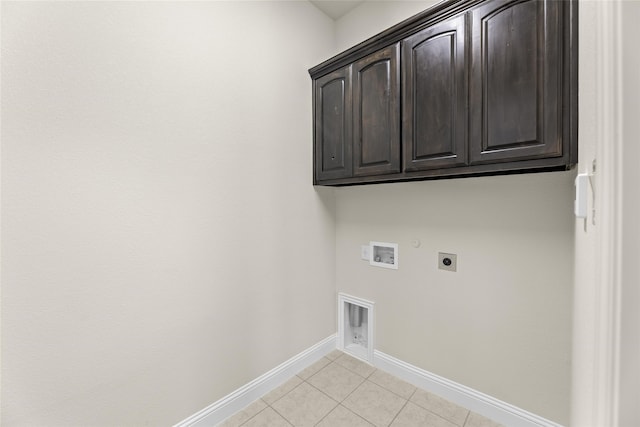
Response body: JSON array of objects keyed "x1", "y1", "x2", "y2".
[{"x1": 309, "y1": 1, "x2": 366, "y2": 20}]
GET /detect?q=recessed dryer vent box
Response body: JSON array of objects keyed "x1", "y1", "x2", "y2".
[
  {"x1": 338, "y1": 293, "x2": 374, "y2": 364},
  {"x1": 370, "y1": 241, "x2": 398, "y2": 269}
]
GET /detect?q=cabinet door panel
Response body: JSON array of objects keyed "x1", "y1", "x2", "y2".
[
  {"x1": 469, "y1": 0, "x2": 562, "y2": 164},
  {"x1": 314, "y1": 67, "x2": 352, "y2": 181},
  {"x1": 402, "y1": 16, "x2": 467, "y2": 172},
  {"x1": 353, "y1": 44, "x2": 400, "y2": 176}
]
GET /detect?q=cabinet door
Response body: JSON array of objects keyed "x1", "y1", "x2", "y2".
[
  {"x1": 469, "y1": 0, "x2": 562, "y2": 165},
  {"x1": 314, "y1": 66, "x2": 352, "y2": 181},
  {"x1": 402, "y1": 16, "x2": 467, "y2": 172},
  {"x1": 353, "y1": 44, "x2": 401, "y2": 177}
]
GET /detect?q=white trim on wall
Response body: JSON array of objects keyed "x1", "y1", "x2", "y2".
[
  {"x1": 173, "y1": 335, "x2": 337, "y2": 427},
  {"x1": 589, "y1": 1, "x2": 624, "y2": 425},
  {"x1": 175, "y1": 335, "x2": 563, "y2": 427},
  {"x1": 373, "y1": 350, "x2": 563, "y2": 427}
]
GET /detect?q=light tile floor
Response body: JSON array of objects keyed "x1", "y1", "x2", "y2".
[{"x1": 219, "y1": 350, "x2": 504, "y2": 427}]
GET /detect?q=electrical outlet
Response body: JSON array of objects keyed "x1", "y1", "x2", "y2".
[{"x1": 438, "y1": 252, "x2": 457, "y2": 272}]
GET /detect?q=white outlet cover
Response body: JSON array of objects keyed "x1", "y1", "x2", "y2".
[{"x1": 361, "y1": 245, "x2": 370, "y2": 260}]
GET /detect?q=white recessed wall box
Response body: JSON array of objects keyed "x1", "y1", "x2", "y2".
[
  {"x1": 338, "y1": 293, "x2": 374, "y2": 364},
  {"x1": 369, "y1": 241, "x2": 398, "y2": 269}
]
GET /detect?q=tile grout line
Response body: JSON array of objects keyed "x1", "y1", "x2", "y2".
[
  {"x1": 409, "y1": 396, "x2": 470, "y2": 427},
  {"x1": 298, "y1": 357, "x2": 332, "y2": 382},
  {"x1": 296, "y1": 376, "x2": 341, "y2": 425},
  {"x1": 303, "y1": 374, "x2": 347, "y2": 405},
  {"x1": 345, "y1": 404, "x2": 378, "y2": 427},
  {"x1": 462, "y1": 409, "x2": 471, "y2": 427},
  {"x1": 235, "y1": 400, "x2": 269, "y2": 427},
  {"x1": 266, "y1": 381, "x2": 310, "y2": 427},
  {"x1": 368, "y1": 374, "x2": 417, "y2": 402},
  {"x1": 305, "y1": 375, "x2": 342, "y2": 419},
  {"x1": 333, "y1": 354, "x2": 377, "y2": 378},
  {"x1": 387, "y1": 398, "x2": 411, "y2": 427},
  {"x1": 305, "y1": 357, "x2": 369, "y2": 405},
  {"x1": 331, "y1": 357, "x2": 411, "y2": 427},
  {"x1": 277, "y1": 359, "x2": 335, "y2": 425},
  {"x1": 305, "y1": 355, "x2": 375, "y2": 426},
  {"x1": 303, "y1": 358, "x2": 336, "y2": 383},
  {"x1": 311, "y1": 402, "x2": 336, "y2": 426},
  {"x1": 302, "y1": 367, "x2": 377, "y2": 427},
  {"x1": 309, "y1": 361, "x2": 377, "y2": 427},
  {"x1": 385, "y1": 386, "x2": 417, "y2": 427},
  {"x1": 267, "y1": 400, "x2": 296, "y2": 427},
  {"x1": 305, "y1": 353, "x2": 407, "y2": 427},
  {"x1": 230, "y1": 351, "x2": 498, "y2": 427}
]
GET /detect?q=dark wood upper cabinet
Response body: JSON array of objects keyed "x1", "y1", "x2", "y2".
[
  {"x1": 309, "y1": 0, "x2": 577, "y2": 186},
  {"x1": 353, "y1": 43, "x2": 401, "y2": 177},
  {"x1": 469, "y1": 0, "x2": 563, "y2": 164},
  {"x1": 314, "y1": 66, "x2": 352, "y2": 181},
  {"x1": 402, "y1": 15, "x2": 467, "y2": 172}
]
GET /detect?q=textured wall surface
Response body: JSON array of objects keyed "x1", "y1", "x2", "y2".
[{"x1": 1, "y1": 2, "x2": 336, "y2": 425}]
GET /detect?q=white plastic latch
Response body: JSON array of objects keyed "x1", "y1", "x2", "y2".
[{"x1": 575, "y1": 173, "x2": 589, "y2": 219}]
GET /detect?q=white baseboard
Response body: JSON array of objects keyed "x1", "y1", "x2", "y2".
[
  {"x1": 174, "y1": 335, "x2": 563, "y2": 427},
  {"x1": 174, "y1": 334, "x2": 337, "y2": 427},
  {"x1": 373, "y1": 350, "x2": 563, "y2": 427}
]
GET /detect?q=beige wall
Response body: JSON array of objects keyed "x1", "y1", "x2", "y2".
[
  {"x1": 1, "y1": 2, "x2": 336, "y2": 425},
  {"x1": 571, "y1": 2, "x2": 640, "y2": 425},
  {"x1": 571, "y1": 1, "x2": 598, "y2": 424},
  {"x1": 335, "y1": 0, "x2": 435, "y2": 51},
  {"x1": 333, "y1": 2, "x2": 574, "y2": 424},
  {"x1": 619, "y1": 2, "x2": 640, "y2": 424}
]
